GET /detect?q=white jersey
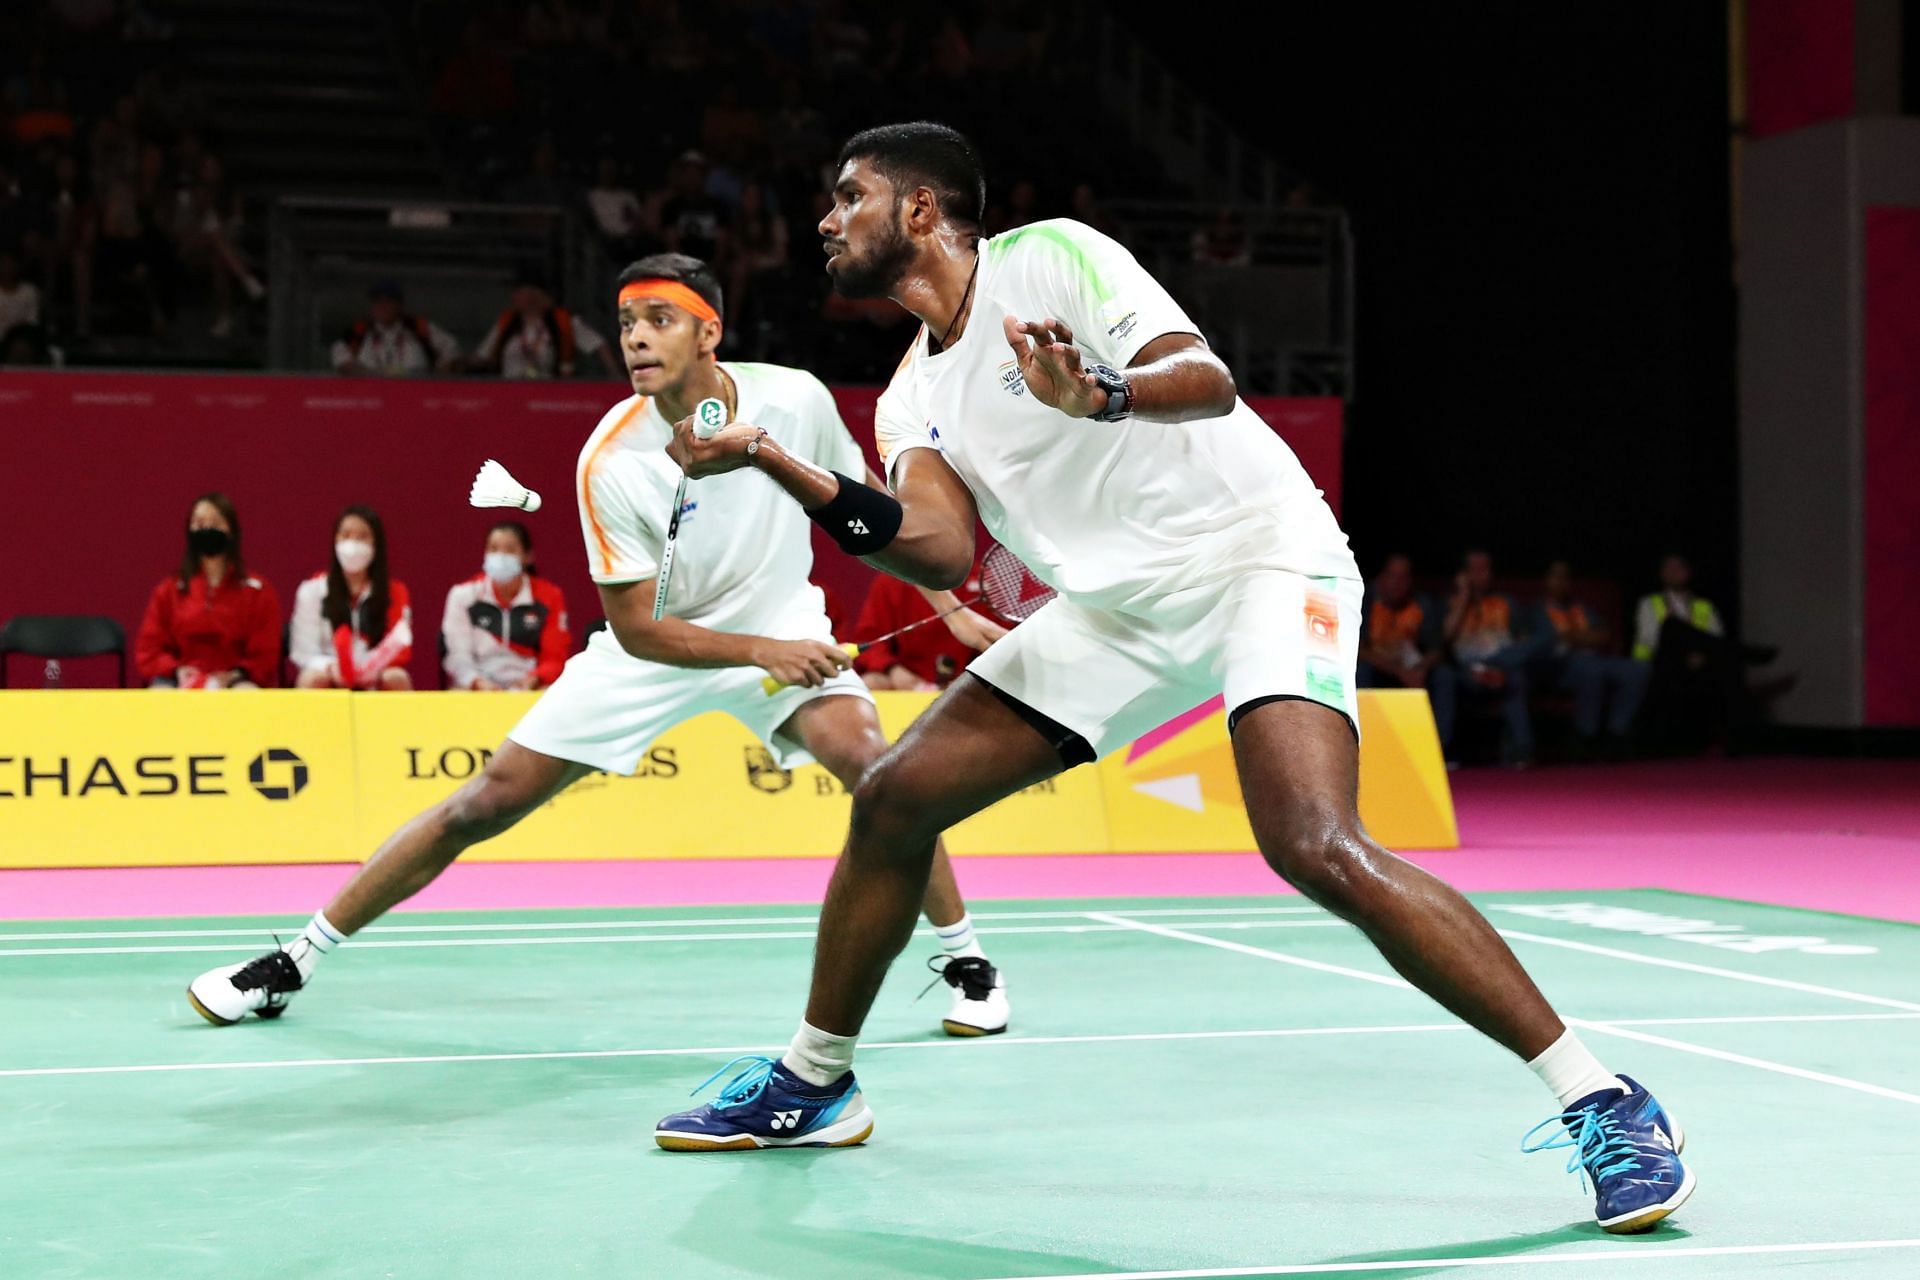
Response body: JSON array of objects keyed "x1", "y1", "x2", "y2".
[
  {"x1": 875, "y1": 218, "x2": 1356, "y2": 615},
  {"x1": 574, "y1": 362, "x2": 866, "y2": 634}
]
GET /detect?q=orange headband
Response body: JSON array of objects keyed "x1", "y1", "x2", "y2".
[{"x1": 617, "y1": 280, "x2": 721, "y2": 324}]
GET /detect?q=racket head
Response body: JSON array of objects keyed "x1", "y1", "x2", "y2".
[{"x1": 977, "y1": 543, "x2": 1056, "y2": 624}]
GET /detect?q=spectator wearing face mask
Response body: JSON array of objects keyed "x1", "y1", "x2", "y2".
[
  {"x1": 290, "y1": 504, "x2": 413, "y2": 690},
  {"x1": 440, "y1": 520, "x2": 570, "y2": 691},
  {"x1": 134, "y1": 491, "x2": 280, "y2": 689}
]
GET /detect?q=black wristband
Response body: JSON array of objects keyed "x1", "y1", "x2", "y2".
[{"x1": 808, "y1": 471, "x2": 904, "y2": 556}]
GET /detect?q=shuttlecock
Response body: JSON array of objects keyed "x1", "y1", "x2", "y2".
[{"x1": 470, "y1": 459, "x2": 542, "y2": 512}]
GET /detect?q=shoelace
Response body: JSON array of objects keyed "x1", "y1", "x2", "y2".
[
  {"x1": 916, "y1": 954, "x2": 995, "y2": 1002},
  {"x1": 689, "y1": 1055, "x2": 778, "y2": 1110},
  {"x1": 1520, "y1": 1104, "x2": 1645, "y2": 1192},
  {"x1": 229, "y1": 947, "x2": 301, "y2": 995}
]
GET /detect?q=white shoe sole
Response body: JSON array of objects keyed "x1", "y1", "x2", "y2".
[
  {"x1": 653, "y1": 1100, "x2": 875, "y2": 1152},
  {"x1": 185, "y1": 982, "x2": 239, "y2": 1026}
]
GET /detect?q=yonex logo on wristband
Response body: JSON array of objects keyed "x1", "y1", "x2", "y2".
[{"x1": 848, "y1": 519, "x2": 869, "y2": 534}]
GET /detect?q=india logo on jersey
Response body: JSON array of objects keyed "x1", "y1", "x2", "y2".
[{"x1": 996, "y1": 359, "x2": 1028, "y2": 397}]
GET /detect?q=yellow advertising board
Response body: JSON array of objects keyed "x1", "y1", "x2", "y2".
[
  {"x1": 0, "y1": 688, "x2": 1452, "y2": 868},
  {"x1": 0, "y1": 691, "x2": 357, "y2": 866}
]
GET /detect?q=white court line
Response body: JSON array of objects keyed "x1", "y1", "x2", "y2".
[
  {"x1": 988, "y1": 1238, "x2": 1920, "y2": 1279},
  {"x1": 1497, "y1": 929, "x2": 1920, "y2": 1013},
  {"x1": 0, "y1": 1022, "x2": 1468, "y2": 1080},
  {"x1": 1084, "y1": 912, "x2": 1413, "y2": 990},
  {"x1": 0, "y1": 919, "x2": 1351, "y2": 959},
  {"x1": 1595, "y1": 1011, "x2": 1920, "y2": 1027},
  {"x1": 1095, "y1": 915, "x2": 1920, "y2": 1106},
  {"x1": 0, "y1": 905, "x2": 1331, "y2": 943},
  {"x1": 1569, "y1": 1018, "x2": 1920, "y2": 1106}
]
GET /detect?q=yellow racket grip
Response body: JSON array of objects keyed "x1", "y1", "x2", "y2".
[{"x1": 761, "y1": 642, "x2": 860, "y2": 696}]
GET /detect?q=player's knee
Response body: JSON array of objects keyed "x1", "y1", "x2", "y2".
[
  {"x1": 1259, "y1": 823, "x2": 1371, "y2": 910},
  {"x1": 848, "y1": 758, "x2": 939, "y2": 852},
  {"x1": 441, "y1": 777, "x2": 528, "y2": 844}
]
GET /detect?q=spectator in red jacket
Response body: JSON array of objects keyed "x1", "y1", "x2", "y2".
[
  {"x1": 440, "y1": 520, "x2": 571, "y2": 690},
  {"x1": 135, "y1": 491, "x2": 281, "y2": 688},
  {"x1": 291, "y1": 504, "x2": 414, "y2": 690},
  {"x1": 853, "y1": 558, "x2": 1007, "y2": 691}
]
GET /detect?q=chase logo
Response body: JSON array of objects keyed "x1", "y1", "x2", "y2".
[{"x1": 248, "y1": 748, "x2": 309, "y2": 800}]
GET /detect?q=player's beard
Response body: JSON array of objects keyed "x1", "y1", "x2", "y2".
[{"x1": 831, "y1": 208, "x2": 916, "y2": 299}]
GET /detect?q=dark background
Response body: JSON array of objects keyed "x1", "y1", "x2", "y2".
[{"x1": 1133, "y1": 3, "x2": 1738, "y2": 602}]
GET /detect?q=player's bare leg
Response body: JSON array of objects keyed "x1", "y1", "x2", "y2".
[
  {"x1": 781, "y1": 691, "x2": 1011, "y2": 1034},
  {"x1": 1230, "y1": 697, "x2": 1564, "y2": 1055},
  {"x1": 187, "y1": 741, "x2": 589, "y2": 1024}
]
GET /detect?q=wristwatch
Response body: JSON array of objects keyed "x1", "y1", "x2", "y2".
[
  {"x1": 1085, "y1": 363, "x2": 1132, "y2": 421},
  {"x1": 744, "y1": 427, "x2": 769, "y2": 457}
]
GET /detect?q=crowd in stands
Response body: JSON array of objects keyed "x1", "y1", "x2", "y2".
[
  {"x1": 1, "y1": 2, "x2": 264, "y2": 361},
  {"x1": 1358, "y1": 550, "x2": 1779, "y2": 766}
]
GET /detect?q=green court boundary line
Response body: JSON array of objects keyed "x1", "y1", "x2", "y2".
[{"x1": 987, "y1": 1237, "x2": 1920, "y2": 1279}]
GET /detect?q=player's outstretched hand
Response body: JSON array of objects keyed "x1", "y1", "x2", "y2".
[
  {"x1": 943, "y1": 606, "x2": 1008, "y2": 653},
  {"x1": 753, "y1": 638, "x2": 854, "y2": 689},
  {"x1": 1003, "y1": 315, "x2": 1108, "y2": 418},
  {"x1": 666, "y1": 415, "x2": 764, "y2": 478}
]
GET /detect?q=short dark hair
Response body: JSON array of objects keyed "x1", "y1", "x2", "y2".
[
  {"x1": 616, "y1": 254, "x2": 725, "y2": 322},
  {"x1": 838, "y1": 121, "x2": 986, "y2": 230}
]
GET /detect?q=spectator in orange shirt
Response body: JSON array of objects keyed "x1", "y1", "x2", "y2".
[
  {"x1": 134, "y1": 491, "x2": 280, "y2": 688},
  {"x1": 291, "y1": 504, "x2": 414, "y2": 690},
  {"x1": 1357, "y1": 552, "x2": 1458, "y2": 744},
  {"x1": 1442, "y1": 548, "x2": 1535, "y2": 766},
  {"x1": 853, "y1": 559, "x2": 1007, "y2": 691},
  {"x1": 1531, "y1": 559, "x2": 1649, "y2": 756},
  {"x1": 441, "y1": 520, "x2": 571, "y2": 691}
]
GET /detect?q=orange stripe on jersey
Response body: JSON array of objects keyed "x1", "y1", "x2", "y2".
[
  {"x1": 577, "y1": 398, "x2": 648, "y2": 577},
  {"x1": 893, "y1": 327, "x2": 925, "y2": 377}
]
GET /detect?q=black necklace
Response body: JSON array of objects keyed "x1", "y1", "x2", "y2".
[{"x1": 934, "y1": 252, "x2": 979, "y2": 353}]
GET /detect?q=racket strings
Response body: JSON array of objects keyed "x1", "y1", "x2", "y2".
[{"x1": 978, "y1": 545, "x2": 1055, "y2": 622}]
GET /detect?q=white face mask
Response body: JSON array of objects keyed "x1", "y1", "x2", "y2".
[
  {"x1": 335, "y1": 538, "x2": 375, "y2": 574},
  {"x1": 484, "y1": 552, "x2": 523, "y2": 585}
]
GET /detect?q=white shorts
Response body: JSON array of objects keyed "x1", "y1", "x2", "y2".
[
  {"x1": 965, "y1": 570, "x2": 1363, "y2": 759},
  {"x1": 508, "y1": 624, "x2": 873, "y2": 775}
]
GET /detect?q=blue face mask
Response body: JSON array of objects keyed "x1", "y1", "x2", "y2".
[{"x1": 484, "y1": 552, "x2": 523, "y2": 585}]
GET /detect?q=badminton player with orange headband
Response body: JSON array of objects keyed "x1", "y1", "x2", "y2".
[{"x1": 187, "y1": 253, "x2": 1015, "y2": 1050}]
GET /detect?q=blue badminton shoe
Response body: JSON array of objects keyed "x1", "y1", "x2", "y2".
[
  {"x1": 1522, "y1": 1074, "x2": 1695, "y2": 1233},
  {"x1": 654, "y1": 1056, "x2": 873, "y2": 1151}
]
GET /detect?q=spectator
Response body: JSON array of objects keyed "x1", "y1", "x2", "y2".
[
  {"x1": 1, "y1": 321, "x2": 55, "y2": 365},
  {"x1": 585, "y1": 155, "x2": 648, "y2": 260},
  {"x1": 652, "y1": 150, "x2": 729, "y2": 267},
  {"x1": 469, "y1": 270, "x2": 618, "y2": 379},
  {"x1": 0, "y1": 246, "x2": 40, "y2": 335},
  {"x1": 505, "y1": 135, "x2": 567, "y2": 205},
  {"x1": 987, "y1": 178, "x2": 1038, "y2": 235},
  {"x1": 1532, "y1": 559, "x2": 1648, "y2": 757},
  {"x1": 441, "y1": 520, "x2": 570, "y2": 691},
  {"x1": 291, "y1": 504, "x2": 414, "y2": 690},
  {"x1": 728, "y1": 178, "x2": 787, "y2": 345},
  {"x1": 331, "y1": 279, "x2": 460, "y2": 375},
  {"x1": 853, "y1": 561, "x2": 1008, "y2": 691},
  {"x1": 1633, "y1": 553, "x2": 1754, "y2": 751},
  {"x1": 1192, "y1": 208, "x2": 1252, "y2": 266},
  {"x1": 134, "y1": 491, "x2": 280, "y2": 689},
  {"x1": 170, "y1": 152, "x2": 265, "y2": 338},
  {"x1": 1442, "y1": 548, "x2": 1535, "y2": 767},
  {"x1": 1356, "y1": 552, "x2": 1457, "y2": 741},
  {"x1": 1069, "y1": 182, "x2": 1120, "y2": 240}
]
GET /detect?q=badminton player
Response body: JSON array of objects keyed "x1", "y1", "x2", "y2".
[
  {"x1": 187, "y1": 253, "x2": 1012, "y2": 1044},
  {"x1": 651, "y1": 125, "x2": 1693, "y2": 1234}
]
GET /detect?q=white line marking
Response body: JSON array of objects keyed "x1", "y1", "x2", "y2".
[
  {"x1": 0, "y1": 919, "x2": 1350, "y2": 959},
  {"x1": 1594, "y1": 1011, "x2": 1920, "y2": 1028},
  {"x1": 1084, "y1": 912, "x2": 1411, "y2": 990},
  {"x1": 0, "y1": 1022, "x2": 1467, "y2": 1080},
  {"x1": 1498, "y1": 929, "x2": 1920, "y2": 1012},
  {"x1": 0, "y1": 905, "x2": 1331, "y2": 943},
  {"x1": 1568, "y1": 1018, "x2": 1920, "y2": 1106},
  {"x1": 987, "y1": 1238, "x2": 1920, "y2": 1279}
]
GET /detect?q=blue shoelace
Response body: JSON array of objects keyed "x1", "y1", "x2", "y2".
[
  {"x1": 1521, "y1": 1104, "x2": 1645, "y2": 1192},
  {"x1": 689, "y1": 1055, "x2": 779, "y2": 1109}
]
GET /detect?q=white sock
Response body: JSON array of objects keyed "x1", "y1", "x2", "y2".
[
  {"x1": 1528, "y1": 1028, "x2": 1628, "y2": 1108},
  {"x1": 780, "y1": 1020, "x2": 857, "y2": 1088},
  {"x1": 281, "y1": 910, "x2": 346, "y2": 982},
  {"x1": 934, "y1": 912, "x2": 987, "y2": 961}
]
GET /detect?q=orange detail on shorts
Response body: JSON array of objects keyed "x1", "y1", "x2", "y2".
[
  {"x1": 617, "y1": 280, "x2": 720, "y2": 324},
  {"x1": 579, "y1": 398, "x2": 648, "y2": 576},
  {"x1": 1305, "y1": 589, "x2": 1340, "y2": 650}
]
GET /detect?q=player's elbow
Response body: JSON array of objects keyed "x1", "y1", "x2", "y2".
[
  {"x1": 917, "y1": 543, "x2": 973, "y2": 591},
  {"x1": 1201, "y1": 354, "x2": 1237, "y2": 416}
]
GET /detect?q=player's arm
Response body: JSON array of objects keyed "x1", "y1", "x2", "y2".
[
  {"x1": 597, "y1": 578, "x2": 850, "y2": 688},
  {"x1": 665, "y1": 422, "x2": 978, "y2": 590},
  {"x1": 1004, "y1": 319, "x2": 1235, "y2": 424}
]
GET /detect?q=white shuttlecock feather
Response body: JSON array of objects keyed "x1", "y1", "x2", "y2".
[{"x1": 470, "y1": 459, "x2": 542, "y2": 512}]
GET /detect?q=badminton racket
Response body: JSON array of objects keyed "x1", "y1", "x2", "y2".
[
  {"x1": 653, "y1": 397, "x2": 729, "y2": 621},
  {"x1": 761, "y1": 542, "x2": 1056, "y2": 694}
]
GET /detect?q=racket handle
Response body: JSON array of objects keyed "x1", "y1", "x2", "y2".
[{"x1": 761, "y1": 643, "x2": 860, "y2": 696}]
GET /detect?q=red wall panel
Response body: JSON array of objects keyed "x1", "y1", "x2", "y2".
[
  {"x1": 0, "y1": 372, "x2": 1340, "y2": 688},
  {"x1": 1746, "y1": 0, "x2": 1855, "y2": 139},
  {"x1": 1862, "y1": 207, "x2": 1920, "y2": 725}
]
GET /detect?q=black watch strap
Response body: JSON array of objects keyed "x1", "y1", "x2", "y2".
[{"x1": 1086, "y1": 363, "x2": 1132, "y2": 421}]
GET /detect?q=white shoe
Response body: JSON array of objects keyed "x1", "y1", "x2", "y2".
[
  {"x1": 928, "y1": 955, "x2": 1009, "y2": 1036},
  {"x1": 187, "y1": 949, "x2": 304, "y2": 1024}
]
